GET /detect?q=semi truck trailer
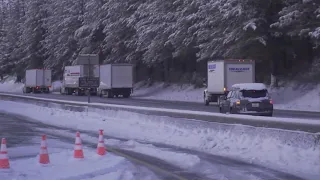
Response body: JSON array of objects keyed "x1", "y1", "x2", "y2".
[
  {"x1": 23, "y1": 69, "x2": 52, "y2": 93},
  {"x1": 203, "y1": 59, "x2": 255, "y2": 106},
  {"x1": 97, "y1": 64, "x2": 133, "y2": 98}
]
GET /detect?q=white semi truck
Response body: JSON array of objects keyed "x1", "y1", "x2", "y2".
[
  {"x1": 23, "y1": 69, "x2": 52, "y2": 93},
  {"x1": 60, "y1": 65, "x2": 99, "y2": 95},
  {"x1": 204, "y1": 59, "x2": 255, "y2": 106},
  {"x1": 97, "y1": 64, "x2": 133, "y2": 98}
]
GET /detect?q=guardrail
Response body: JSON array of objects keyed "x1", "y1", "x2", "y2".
[{"x1": 0, "y1": 93, "x2": 319, "y2": 133}]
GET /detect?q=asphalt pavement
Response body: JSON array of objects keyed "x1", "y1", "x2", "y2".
[
  {"x1": 1, "y1": 92, "x2": 320, "y2": 133},
  {"x1": 3, "y1": 92, "x2": 320, "y2": 120},
  {"x1": 0, "y1": 111, "x2": 309, "y2": 180}
]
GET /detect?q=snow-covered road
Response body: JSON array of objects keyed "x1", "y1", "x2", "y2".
[
  {"x1": 0, "y1": 100, "x2": 318, "y2": 180},
  {"x1": 0, "y1": 112, "x2": 160, "y2": 180}
]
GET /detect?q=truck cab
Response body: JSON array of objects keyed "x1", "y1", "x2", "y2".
[
  {"x1": 60, "y1": 65, "x2": 99, "y2": 96},
  {"x1": 204, "y1": 59, "x2": 255, "y2": 106}
]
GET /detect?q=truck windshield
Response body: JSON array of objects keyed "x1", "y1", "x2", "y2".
[{"x1": 241, "y1": 90, "x2": 267, "y2": 98}]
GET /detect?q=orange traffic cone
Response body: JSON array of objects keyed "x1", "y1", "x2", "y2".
[
  {"x1": 0, "y1": 138, "x2": 10, "y2": 169},
  {"x1": 97, "y1": 129, "x2": 106, "y2": 156},
  {"x1": 74, "y1": 132, "x2": 84, "y2": 159},
  {"x1": 39, "y1": 135, "x2": 50, "y2": 164}
]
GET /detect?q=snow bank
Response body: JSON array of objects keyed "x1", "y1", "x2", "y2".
[
  {"x1": 133, "y1": 81, "x2": 320, "y2": 112},
  {"x1": 0, "y1": 76, "x2": 62, "y2": 93},
  {"x1": 0, "y1": 78, "x2": 23, "y2": 93},
  {"x1": 272, "y1": 84, "x2": 320, "y2": 112},
  {"x1": 0, "y1": 101, "x2": 318, "y2": 179},
  {"x1": 50, "y1": 81, "x2": 62, "y2": 92},
  {"x1": 133, "y1": 82, "x2": 205, "y2": 103},
  {"x1": 0, "y1": 149, "x2": 146, "y2": 180}
]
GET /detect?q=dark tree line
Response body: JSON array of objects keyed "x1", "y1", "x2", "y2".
[{"x1": 0, "y1": 0, "x2": 319, "y2": 86}]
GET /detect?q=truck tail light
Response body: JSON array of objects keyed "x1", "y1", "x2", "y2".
[
  {"x1": 48, "y1": 86, "x2": 51, "y2": 88},
  {"x1": 36, "y1": 86, "x2": 39, "y2": 89},
  {"x1": 269, "y1": 100, "x2": 273, "y2": 104},
  {"x1": 223, "y1": 87, "x2": 227, "y2": 91}
]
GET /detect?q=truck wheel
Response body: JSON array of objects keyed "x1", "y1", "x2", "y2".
[
  {"x1": 106, "y1": 90, "x2": 113, "y2": 98},
  {"x1": 204, "y1": 95, "x2": 209, "y2": 106},
  {"x1": 265, "y1": 112, "x2": 273, "y2": 117},
  {"x1": 25, "y1": 87, "x2": 30, "y2": 93},
  {"x1": 66, "y1": 88, "x2": 70, "y2": 95},
  {"x1": 44, "y1": 88, "x2": 49, "y2": 93},
  {"x1": 60, "y1": 87, "x2": 66, "y2": 95}
]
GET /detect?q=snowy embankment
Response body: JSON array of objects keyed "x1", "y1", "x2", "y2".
[{"x1": 0, "y1": 101, "x2": 319, "y2": 179}]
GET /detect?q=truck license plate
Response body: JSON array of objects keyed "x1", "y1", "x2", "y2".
[{"x1": 252, "y1": 103, "x2": 259, "y2": 107}]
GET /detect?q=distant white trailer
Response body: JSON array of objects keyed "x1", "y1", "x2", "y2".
[
  {"x1": 204, "y1": 59, "x2": 255, "y2": 106},
  {"x1": 97, "y1": 64, "x2": 133, "y2": 98},
  {"x1": 23, "y1": 69, "x2": 52, "y2": 93}
]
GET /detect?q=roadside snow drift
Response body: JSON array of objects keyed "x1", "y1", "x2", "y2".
[
  {"x1": 0, "y1": 78, "x2": 23, "y2": 93},
  {"x1": 0, "y1": 149, "x2": 155, "y2": 180},
  {"x1": 133, "y1": 82, "x2": 204, "y2": 103},
  {"x1": 0, "y1": 100, "x2": 319, "y2": 179}
]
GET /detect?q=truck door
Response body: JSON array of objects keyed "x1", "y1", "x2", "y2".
[{"x1": 226, "y1": 63, "x2": 254, "y2": 90}]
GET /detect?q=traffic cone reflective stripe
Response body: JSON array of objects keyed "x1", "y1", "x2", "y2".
[
  {"x1": 97, "y1": 129, "x2": 106, "y2": 156},
  {"x1": 39, "y1": 135, "x2": 50, "y2": 164},
  {"x1": 0, "y1": 138, "x2": 10, "y2": 169},
  {"x1": 74, "y1": 132, "x2": 84, "y2": 159}
]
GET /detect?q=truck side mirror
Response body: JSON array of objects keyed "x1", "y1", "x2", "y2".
[{"x1": 202, "y1": 79, "x2": 207, "y2": 87}]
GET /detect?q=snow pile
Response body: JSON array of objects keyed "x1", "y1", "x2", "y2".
[
  {"x1": 271, "y1": 84, "x2": 320, "y2": 112},
  {"x1": 0, "y1": 149, "x2": 150, "y2": 180},
  {"x1": 133, "y1": 82, "x2": 205, "y2": 103},
  {"x1": 0, "y1": 77, "x2": 23, "y2": 93},
  {"x1": 50, "y1": 81, "x2": 62, "y2": 92},
  {"x1": 0, "y1": 101, "x2": 318, "y2": 179}
]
